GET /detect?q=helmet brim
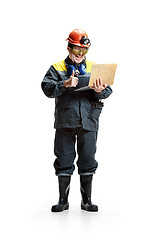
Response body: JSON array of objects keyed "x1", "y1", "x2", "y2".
[{"x1": 66, "y1": 38, "x2": 91, "y2": 48}]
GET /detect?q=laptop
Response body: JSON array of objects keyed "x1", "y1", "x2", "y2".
[{"x1": 75, "y1": 63, "x2": 117, "y2": 91}]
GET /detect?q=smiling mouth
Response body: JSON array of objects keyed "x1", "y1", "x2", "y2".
[{"x1": 75, "y1": 54, "x2": 83, "y2": 59}]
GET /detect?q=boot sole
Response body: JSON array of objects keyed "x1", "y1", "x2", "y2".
[
  {"x1": 81, "y1": 204, "x2": 98, "y2": 212},
  {"x1": 51, "y1": 204, "x2": 69, "y2": 212}
]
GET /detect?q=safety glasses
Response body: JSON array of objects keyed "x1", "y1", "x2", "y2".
[{"x1": 71, "y1": 46, "x2": 89, "y2": 55}]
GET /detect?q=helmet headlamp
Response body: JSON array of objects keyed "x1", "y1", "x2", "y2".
[{"x1": 80, "y1": 36, "x2": 91, "y2": 46}]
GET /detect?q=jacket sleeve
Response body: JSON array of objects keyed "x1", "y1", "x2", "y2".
[
  {"x1": 93, "y1": 85, "x2": 113, "y2": 99},
  {"x1": 41, "y1": 65, "x2": 67, "y2": 98}
]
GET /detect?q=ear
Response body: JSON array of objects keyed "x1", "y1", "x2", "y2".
[{"x1": 67, "y1": 46, "x2": 70, "y2": 52}]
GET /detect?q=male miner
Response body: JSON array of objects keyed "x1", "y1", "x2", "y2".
[{"x1": 41, "y1": 29, "x2": 112, "y2": 212}]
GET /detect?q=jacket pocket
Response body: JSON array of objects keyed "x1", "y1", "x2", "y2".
[
  {"x1": 55, "y1": 102, "x2": 73, "y2": 123},
  {"x1": 56, "y1": 101, "x2": 72, "y2": 109},
  {"x1": 88, "y1": 101, "x2": 104, "y2": 120}
]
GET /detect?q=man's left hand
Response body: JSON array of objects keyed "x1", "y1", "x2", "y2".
[{"x1": 90, "y1": 78, "x2": 107, "y2": 93}]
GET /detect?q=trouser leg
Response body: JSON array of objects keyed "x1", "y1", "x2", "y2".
[
  {"x1": 76, "y1": 129, "x2": 98, "y2": 211},
  {"x1": 76, "y1": 129, "x2": 98, "y2": 175},
  {"x1": 54, "y1": 128, "x2": 76, "y2": 176}
]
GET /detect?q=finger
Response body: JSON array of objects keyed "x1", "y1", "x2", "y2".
[
  {"x1": 90, "y1": 82, "x2": 95, "y2": 89},
  {"x1": 99, "y1": 78, "x2": 103, "y2": 87},
  {"x1": 71, "y1": 70, "x2": 74, "y2": 77},
  {"x1": 96, "y1": 79, "x2": 99, "y2": 88},
  {"x1": 103, "y1": 83, "x2": 107, "y2": 88},
  {"x1": 73, "y1": 78, "x2": 79, "y2": 85},
  {"x1": 71, "y1": 77, "x2": 78, "y2": 86}
]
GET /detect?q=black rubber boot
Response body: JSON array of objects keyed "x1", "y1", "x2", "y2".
[
  {"x1": 80, "y1": 175, "x2": 98, "y2": 212},
  {"x1": 51, "y1": 176, "x2": 71, "y2": 212}
]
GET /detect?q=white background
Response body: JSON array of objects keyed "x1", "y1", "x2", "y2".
[{"x1": 1, "y1": 0, "x2": 160, "y2": 239}]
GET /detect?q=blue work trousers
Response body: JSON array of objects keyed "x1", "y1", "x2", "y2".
[{"x1": 54, "y1": 127, "x2": 98, "y2": 176}]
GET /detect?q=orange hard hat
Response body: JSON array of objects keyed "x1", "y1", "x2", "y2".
[{"x1": 66, "y1": 29, "x2": 91, "y2": 48}]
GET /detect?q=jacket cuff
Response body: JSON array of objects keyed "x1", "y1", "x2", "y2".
[
  {"x1": 94, "y1": 91, "x2": 105, "y2": 99},
  {"x1": 49, "y1": 80, "x2": 67, "y2": 97},
  {"x1": 57, "y1": 80, "x2": 68, "y2": 92},
  {"x1": 93, "y1": 86, "x2": 113, "y2": 99}
]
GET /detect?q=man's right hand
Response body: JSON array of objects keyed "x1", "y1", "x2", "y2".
[{"x1": 63, "y1": 71, "x2": 79, "y2": 88}]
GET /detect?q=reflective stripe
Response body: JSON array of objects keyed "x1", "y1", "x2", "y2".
[{"x1": 53, "y1": 61, "x2": 67, "y2": 71}]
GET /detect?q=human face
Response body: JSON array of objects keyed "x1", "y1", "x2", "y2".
[{"x1": 67, "y1": 45, "x2": 88, "y2": 64}]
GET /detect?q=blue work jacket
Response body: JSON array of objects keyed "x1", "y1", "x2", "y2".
[{"x1": 41, "y1": 57, "x2": 113, "y2": 131}]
